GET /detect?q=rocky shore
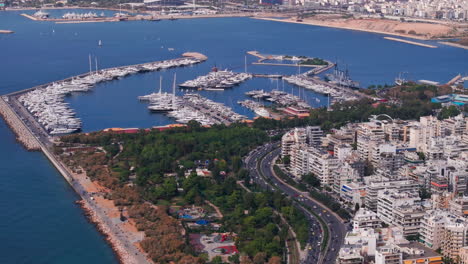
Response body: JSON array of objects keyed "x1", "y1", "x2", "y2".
[{"x1": 0, "y1": 97, "x2": 40, "y2": 151}]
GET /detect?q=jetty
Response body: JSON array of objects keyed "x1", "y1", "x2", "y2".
[
  {"x1": 0, "y1": 97, "x2": 41, "y2": 150},
  {"x1": 246, "y1": 51, "x2": 334, "y2": 74},
  {"x1": 447, "y1": 74, "x2": 462, "y2": 85},
  {"x1": 384, "y1": 37, "x2": 437, "y2": 48}
]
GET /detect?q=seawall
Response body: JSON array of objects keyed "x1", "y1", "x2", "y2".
[{"x1": 0, "y1": 97, "x2": 41, "y2": 150}]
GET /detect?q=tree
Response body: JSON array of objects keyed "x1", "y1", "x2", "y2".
[
  {"x1": 228, "y1": 254, "x2": 240, "y2": 264},
  {"x1": 253, "y1": 252, "x2": 267, "y2": 264},
  {"x1": 268, "y1": 256, "x2": 282, "y2": 264},
  {"x1": 417, "y1": 152, "x2": 426, "y2": 161},
  {"x1": 419, "y1": 187, "x2": 432, "y2": 200},
  {"x1": 438, "y1": 106, "x2": 460, "y2": 120},
  {"x1": 282, "y1": 155, "x2": 291, "y2": 165},
  {"x1": 303, "y1": 173, "x2": 321, "y2": 188},
  {"x1": 211, "y1": 256, "x2": 223, "y2": 264},
  {"x1": 354, "y1": 203, "x2": 360, "y2": 212}
]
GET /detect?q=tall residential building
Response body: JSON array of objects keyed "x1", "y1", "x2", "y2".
[
  {"x1": 377, "y1": 190, "x2": 424, "y2": 236},
  {"x1": 364, "y1": 177, "x2": 418, "y2": 212},
  {"x1": 353, "y1": 208, "x2": 381, "y2": 231},
  {"x1": 420, "y1": 209, "x2": 468, "y2": 260}
]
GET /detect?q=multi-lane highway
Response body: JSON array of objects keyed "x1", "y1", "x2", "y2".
[{"x1": 244, "y1": 142, "x2": 348, "y2": 264}]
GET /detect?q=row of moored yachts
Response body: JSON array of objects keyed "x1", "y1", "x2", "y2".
[
  {"x1": 179, "y1": 70, "x2": 252, "y2": 90},
  {"x1": 283, "y1": 74, "x2": 359, "y2": 102},
  {"x1": 245, "y1": 89, "x2": 311, "y2": 109},
  {"x1": 18, "y1": 57, "x2": 203, "y2": 135}
]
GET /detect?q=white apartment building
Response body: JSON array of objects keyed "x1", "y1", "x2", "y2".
[
  {"x1": 375, "y1": 245, "x2": 402, "y2": 264},
  {"x1": 364, "y1": 177, "x2": 419, "y2": 212},
  {"x1": 420, "y1": 209, "x2": 468, "y2": 260},
  {"x1": 377, "y1": 190, "x2": 424, "y2": 236},
  {"x1": 353, "y1": 208, "x2": 381, "y2": 230}
]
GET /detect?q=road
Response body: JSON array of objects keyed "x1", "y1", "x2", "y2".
[{"x1": 244, "y1": 142, "x2": 348, "y2": 264}]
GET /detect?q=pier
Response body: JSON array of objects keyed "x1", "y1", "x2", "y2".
[
  {"x1": 0, "y1": 97, "x2": 41, "y2": 150},
  {"x1": 252, "y1": 62, "x2": 319, "y2": 68},
  {"x1": 384, "y1": 37, "x2": 438, "y2": 48},
  {"x1": 246, "y1": 51, "x2": 267, "y2": 60},
  {"x1": 246, "y1": 51, "x2": 334, "y2": 75},
  {"x1": 447, "y1": 74, "x2": 462, "y2": 85}
]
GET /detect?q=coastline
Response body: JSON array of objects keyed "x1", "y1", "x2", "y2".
[
  {"x1": 252, "y1": 17, "x2": 432, "y2": 41},
  {"x1": 0, "y1": 96, "x2": 150, "y2": 264},
  {"x1": 439, "y1": 41, "x2": 468, "y2": 50}
]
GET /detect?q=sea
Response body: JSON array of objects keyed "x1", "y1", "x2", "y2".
[{"x1": 0, "y1": 8, "x2": 466, "y2": 263}]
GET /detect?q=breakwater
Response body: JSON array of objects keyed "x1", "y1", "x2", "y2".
[
  {"x1": 384, "y1": 37, "x2": 438, "y2": 48},
  {"x1": 0, "y1": 97, "x2": 41, "y2": 151}
]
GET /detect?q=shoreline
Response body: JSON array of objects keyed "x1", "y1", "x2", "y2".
[
  {"x1": 439, "y1": 41, "x2": 468, "y2": 50},
  {"x1": 252, "y1": 17, "x2": 433, "y2": 41},
  {"x1": 76, "y1": 200, "x2": 125, "y2": 264},
  {"x1": 0, "y1": 96, "x2": 150, "y2": 264}
]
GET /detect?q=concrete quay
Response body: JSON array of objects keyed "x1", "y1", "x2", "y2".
[{"x1": 0, "y1": 97, "x2": 41, "y2": 151}]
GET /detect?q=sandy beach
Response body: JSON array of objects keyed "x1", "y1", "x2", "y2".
[{"x1": 252, "y1": 16, "x2": 463, "y2": 41}]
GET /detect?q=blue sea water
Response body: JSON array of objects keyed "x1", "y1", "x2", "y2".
[{"x1": 0, "y1": 10, "x2": 467, "y2": 263}]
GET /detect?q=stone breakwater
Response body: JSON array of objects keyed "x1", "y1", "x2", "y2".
[
  {"x1": 77, "y1": 200, "x2": 143, "y2": 264},
  {"x1": 0, "y1": 97, "x2": 41, "y2": 151}
]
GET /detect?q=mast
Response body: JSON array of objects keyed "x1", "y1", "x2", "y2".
[
  {"x1": 172, "y1": 73, "x2": 176, "y2": 110},
  {"x1": 95, "y1": 57, "x2": 98, "y2": 74},
  {"x1": 88, "y1": 54, "x2": 92, "y2": 74},
  {"x1": 159, "y1": 76, "x2": 162, "y2": 94},
  {"x1": 244, "y1": 55, "x2": 247, "y2": 73}
]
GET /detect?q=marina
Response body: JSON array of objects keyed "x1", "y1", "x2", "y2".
[
  {"x1": 245, "y1": 89, "x2": 311, "y2": 108},
  {"x1": 9, "y1": 54, "x2": 206, "y2": 136},
  {"x1": 178, "y1": 70, "x2": 252, "y2": 90},
  {"x1": 283, "y1": 74, "x2": 359, "y2": 101},
  {"x1": 139, "y1": 84, "x2": 247, "y2": 126},
  {"x1": 237, "y1": 99, "x2": 271, "y2": 118}
]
